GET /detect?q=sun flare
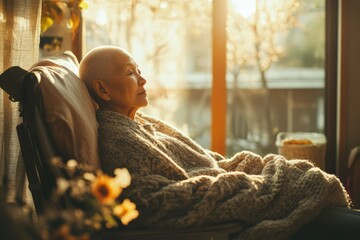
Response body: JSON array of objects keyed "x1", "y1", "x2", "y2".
[{"x1": 230, "y1": 0, "x2": 256, "y2": 18}]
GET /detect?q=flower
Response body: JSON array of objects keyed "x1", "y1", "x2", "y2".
[
  {"x1": 2, "y1": 159, "x2": 139, "y2": 240},
  {"x1": 41, "y1": 0, "x2": 89, "y2": 34},
  {"x1": 113, "y1": 199, "x2": 140, "y2": 225},
  {"x1": 113, "y1": 168, "x2": 131, "y2": 188},
  {"x1": 56, "y1": 177, "x2": 70, "y2": 195},
  {"x1": 41, "y1": 159, "x2": 139, "y2": 238},
  {"x1": 67, "y1": 159, "x2": 78, "y2": 169},
  {"x1": 91, "y1": 173, "x2": 122, "y2": 204}
]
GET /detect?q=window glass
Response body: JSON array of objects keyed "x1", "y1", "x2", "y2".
[
  {"x1": 84, "y1": 0, "x2": 213, "y2": 148},
  {"x1": 226, "y1": 0, "x2": 325, "y2": 155},
  {"x1": 84, "y1": 0, "x2": 325, "y2": 156}
]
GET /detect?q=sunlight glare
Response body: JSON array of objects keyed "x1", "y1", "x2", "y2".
[
  {"x1": 160, "y1": 1, "x2": 168, "y2": 9},
  {"x1": 96, "y1": 9, "x2": 108, "y2": 26},
  {"x1": 230, "y1": 0, "x2": 256, "y2": 18},
  {"x1": 0, "y1": 13, "x2": 6, "y2": 23}
]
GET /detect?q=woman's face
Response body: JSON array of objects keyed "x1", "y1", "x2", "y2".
[{"x1": 104, "y1": 50, "x2": 148, "y2": 117}]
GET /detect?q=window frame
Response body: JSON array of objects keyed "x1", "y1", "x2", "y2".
[{"x1": 324, "y1": 0, "x2": 339, "y2": 175}]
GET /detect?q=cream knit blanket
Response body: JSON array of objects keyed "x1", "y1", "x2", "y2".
[{"x1": 97, "y1": 110, "x2": 350, "y2": 239}]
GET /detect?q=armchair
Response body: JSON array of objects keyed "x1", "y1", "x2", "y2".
[{"x1": 0, "y1": 52, "x2": 244, "y2": 240}]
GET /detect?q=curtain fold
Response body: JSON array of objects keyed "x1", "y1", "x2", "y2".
[{"x1": 0, "y1": 0, "x2": 42, "y2": 204}]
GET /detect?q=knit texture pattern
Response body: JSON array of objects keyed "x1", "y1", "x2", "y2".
[{"x1": 97, "y1": 110, "x2": 351, "y2": 240}]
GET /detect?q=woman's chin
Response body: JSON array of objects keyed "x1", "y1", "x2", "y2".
[{"x1": 140, "y1": 99, "x2": 148, "y2": 107}]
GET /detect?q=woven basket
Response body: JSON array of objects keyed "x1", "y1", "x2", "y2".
[{"x1": 278, "y1": 144, "x2": 326, "y2": 169}]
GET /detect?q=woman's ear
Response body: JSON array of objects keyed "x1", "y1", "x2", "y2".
[{"x1": 93, "y1": 80, "x2": 111, "y2": 101}]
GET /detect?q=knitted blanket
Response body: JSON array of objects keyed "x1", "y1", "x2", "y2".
[{"x1": 97, "y1": 110, "x2": 350, "y2": 239}]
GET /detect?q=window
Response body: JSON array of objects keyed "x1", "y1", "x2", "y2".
[
  {"x1": 84, "y1": 0, "x2": 213, "y2": 148},
  {"x1": 226, "y1": 0, "x2": 325, "y2": 156},
  {"x1": 84, "y1": 0, "x2": 326, "y2": 157}
]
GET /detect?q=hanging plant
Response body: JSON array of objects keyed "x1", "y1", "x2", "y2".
[{"x1": 41, "y1": 0, "x2": 88, "y2": 35}]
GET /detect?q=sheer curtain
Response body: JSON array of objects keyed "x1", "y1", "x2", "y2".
[{"x1": 0, "y1": 0, "x2": 41, "y2": 204}]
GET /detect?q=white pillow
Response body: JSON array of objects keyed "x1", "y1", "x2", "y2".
[{"x1": 30, "y1": 51, "x2": 100, "y2": 169}]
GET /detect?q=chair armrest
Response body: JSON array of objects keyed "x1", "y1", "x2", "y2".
[{"x1": 348, "y1": 146, "x2": 360, "y2": 208}]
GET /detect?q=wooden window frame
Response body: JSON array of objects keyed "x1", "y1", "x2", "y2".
[{"x1": 324, "y1": 0, "x2": 339, "y2": 175}]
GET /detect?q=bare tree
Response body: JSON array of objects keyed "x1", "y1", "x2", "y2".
[{"x1": 227, "y1": 0, "x2": 300, "y2": 153}]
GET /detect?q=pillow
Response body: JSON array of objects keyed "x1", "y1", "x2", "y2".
[{"x1": 30, "y1": 51, "x2": 100, "y2": 169}]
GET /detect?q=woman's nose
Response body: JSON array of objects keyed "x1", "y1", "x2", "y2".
[{"x1": 138, "y1": 76, "x2": 146, "y2": 86}]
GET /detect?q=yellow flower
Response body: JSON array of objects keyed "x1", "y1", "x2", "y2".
[
  {"x1": 78, "y1": 0, "x2": 88, "y2": 9},
  {"x1": 41, "y1": 16, "x2": 53, "y2": 34},
  {"x1": 91, "y1": 174, "x2": 121, "y2": 204},
  {"x1": 113, "y1": 199, "x2": 139, "y2": 225}
]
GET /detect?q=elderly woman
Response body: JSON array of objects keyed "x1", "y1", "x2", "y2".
[{"x1": 79, "y1": 46, "x2": 356, "y2": 239}]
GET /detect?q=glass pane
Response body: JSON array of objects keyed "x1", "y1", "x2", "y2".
[
  {"x1": 84, "y1": 0, "x2": 213, "y2": 148},
  {"x1": 84, "y1": 0, "x2": 325, "y2": 156},
  {"x1": 226, "y1": 0, "x2": 325, "y2": 156}
]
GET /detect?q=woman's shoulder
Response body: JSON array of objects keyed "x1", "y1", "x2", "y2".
[{"x1": 135, "y1": 111, "x2": 159, "y2": 124}]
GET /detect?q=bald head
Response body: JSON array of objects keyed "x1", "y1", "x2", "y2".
[{"x1": 79, "y1": 46, "x2": 131, "y2": 103}]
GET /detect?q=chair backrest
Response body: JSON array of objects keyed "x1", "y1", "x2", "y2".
[
  {"x1": 1, "y1": 66, "x2": 59, "y2": 213},
  {"x1": 0, "y1": 51, "x2": 100, "y2": 214}
]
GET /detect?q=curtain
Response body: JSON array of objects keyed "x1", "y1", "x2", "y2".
[{"x1": 0, "y1": 0, "x2": 41, "y2": 204}]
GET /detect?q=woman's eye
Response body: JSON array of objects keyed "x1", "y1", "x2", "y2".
[
  {"x1": 137, "y1": 69, "x2": 142, "y2": 75},
  {"x1": 127, "y1": 70, "x2": 134, "y2": 75}
]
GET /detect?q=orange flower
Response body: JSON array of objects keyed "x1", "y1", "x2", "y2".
[
  {"x1": 91, "y1": 174, "x2": 121, "y2": 204},
  {"x1": 113, "y1": 199, "x2": 139, "y2": 225}
]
